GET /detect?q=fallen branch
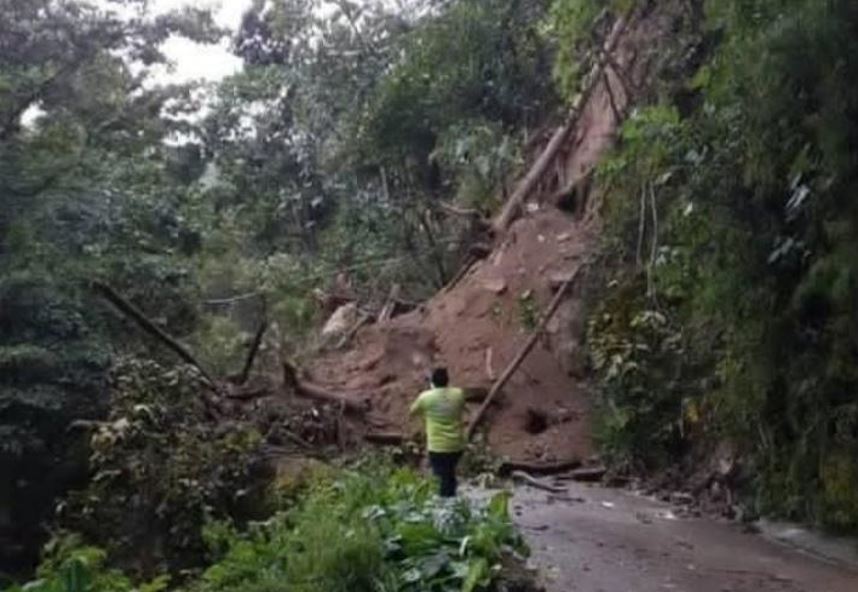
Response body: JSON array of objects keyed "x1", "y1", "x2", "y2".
[
  {"x1": 437, "y1": 201, "x2": 483, "y2": 219},
  {"x1": 491, "y1": 15, "x2": 631, "y2": 234},
  {"x1": 558, "y1": 466, "x2": 608, "y2": 483},
  {"x1": 93, "y1": 281, "x2": 219, "y2": 389},
  {"x1": 498, "y1": 459, "x2": 583, "y2": 476},
  {"x1": 224, "y1": 386, "x2": 269, "y2": 400},
  {"x1": 492, "y1": 123, "x2": 572, "y2": 234},
  {"x1": 466, "y1": 267, "x2": 581, "y2": 440},
  {"x1": 238, "y1": 320, "x2": 268, "y2": 385},
  {"x1": 510, "y1": 470, "x2": 568, "y2": 494},
  {"x1": 485, "y1": 347, "x2": 496, "y2": 381},
  {"x1": 282, "y1": 360, "x2": 369, "y2": 414},
  {"x1": 363, "y1": 432, "x2": 405, "y2": 445},
  {"x1": 204, "y1": 292, "x2": 262, "y2": 306}
]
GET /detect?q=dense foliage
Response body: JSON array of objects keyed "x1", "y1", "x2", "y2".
[
  {"x1": 0, "y1": 0, "x2": 556, "y2": 579},
  {"x1": 0, "y1": 0, "x2": 220, "y2": 572},
  {"x1": 59, "y1": 358, "x2": 267, "y2": 577},
  {"x1": 588, "y1": 0, "x2": 858, "y2": 530},
  {"x1": 8, "y1": 463, "x2": 526, "y2": 592}
]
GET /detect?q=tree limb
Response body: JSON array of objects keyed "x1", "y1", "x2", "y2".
[
  {"x1": 499, "y1": 459, "x2": 583, "y2": 476},
  {"x1": 466, "y1": 268, "x2": 581, "y2": 440},
  {"x1": 491, "y1": 15, "x2": 631, "y2": 234},
  {"x1": 335, "y1": 311, "x2": 372, "y2": 349},
  {"x1": 510, "y1": 470, "x2": 568, "y2": 493},
  {"x1": 282, "y1": 360, "x2": 369, "y2": 414},
  {"x1": 92, "y1": 281, "x2": 219, "y2": 390},
  {"x1": 238, "y1": 319, "x2": 268, "y2": 385}
]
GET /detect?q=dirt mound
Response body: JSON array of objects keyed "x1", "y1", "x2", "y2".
[{"x1": 309, "y1": 208, "x2": 595, "y2": 463}]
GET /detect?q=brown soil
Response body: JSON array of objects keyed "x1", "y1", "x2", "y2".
[{"x1": 308, "y1": 208, "x2": 596, "y2": 464}]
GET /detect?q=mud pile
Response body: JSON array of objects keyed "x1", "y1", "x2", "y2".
[{"x1": 308, "y1": 208, "x2": 595, "y2": 463}]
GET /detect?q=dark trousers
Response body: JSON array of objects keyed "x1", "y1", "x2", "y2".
[{"x1": 428, "y1": 451, "x2": 462, "y2": 497}]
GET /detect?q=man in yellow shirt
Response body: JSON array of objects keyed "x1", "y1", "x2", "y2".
[{"x1": 409, "y1": 367, "x2": 466, "y2": 497}]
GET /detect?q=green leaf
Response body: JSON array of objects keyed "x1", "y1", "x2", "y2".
[
  {"x1": 486, "y1": 491, "x2": 511, "y2": 521},
  {"x1": 460, "y1": 558, "x2": 490, "y2": 592}
]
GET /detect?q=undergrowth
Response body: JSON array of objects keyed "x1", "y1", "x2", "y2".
[{"x1": 7, "y1": 460, "x2": 528, "y2": 592}]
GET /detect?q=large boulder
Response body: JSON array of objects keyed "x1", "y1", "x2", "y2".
[{"x1": 320, "y1": 302, "x2": 359, "y2": 340}]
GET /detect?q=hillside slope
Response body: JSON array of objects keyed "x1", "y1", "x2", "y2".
[{"x1": 305, "y1": 2, "x2": 691, "y2": 462}]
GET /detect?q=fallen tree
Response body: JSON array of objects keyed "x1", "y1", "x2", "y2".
[
  {"x1": 491, "y1": 14, "x2": 631, "y2": 234},
  {"x1": 466, "y1": 267, "x2": 582, "y2": 440},
  {"x1": 282, "y1": 360, "x2": 369, "y2": 414},
  {"x1": 92, "y1": 280, "x2": 220, "y2": 391}
]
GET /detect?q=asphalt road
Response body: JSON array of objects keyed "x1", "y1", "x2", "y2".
[{"x1": 506, "y1": 482, "x2": 858, "y2": 592}]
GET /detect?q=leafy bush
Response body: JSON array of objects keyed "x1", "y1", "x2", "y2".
[
  {"x1": 1, "y1": 535, "x2": 170, "y2": 592},
  {"x1": 60, "y1": 358, "x2": 267, "y2": 576},
  {"x1": 9, "y1": 461, "x2": 527, "y2": 592},
  {"x1": 192, "y1": 461, "x2": 526, "y2": 592}
]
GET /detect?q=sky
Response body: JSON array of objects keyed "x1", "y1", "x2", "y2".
[{"x1": 126, "y1": 0, "x2": 253, "y2": 84}]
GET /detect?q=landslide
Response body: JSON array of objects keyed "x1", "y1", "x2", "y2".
[
  {"x1": 309, "y1": 208, "x2": 595, "y2": 463},
  {"x1": 305, "y1": 2, "x2": 693, "y2": 464}
]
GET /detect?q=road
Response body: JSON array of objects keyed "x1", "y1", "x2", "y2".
[{"x1": 506, "y1": 482, "x2": 858, "y2": 592}]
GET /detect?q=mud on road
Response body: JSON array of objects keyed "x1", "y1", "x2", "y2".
[{"x1": 502, "y1": 483, "x2": 858, "y2": 592}]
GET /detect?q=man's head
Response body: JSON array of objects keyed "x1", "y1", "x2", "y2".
[{"x1": 430, "y1": 367, "x2": 449, "y2": 388}]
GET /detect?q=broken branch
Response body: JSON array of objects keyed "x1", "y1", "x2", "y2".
[
  {"x1": 335, "y1": 312, "x2": 371, "y2": 349},
  {"x1": 239, "y1": 319, "x2": 268, "y2": 385},
  {"x1": 93, "y1": 281, "x2": 219, "y2": 389},
  {"x1": 510, "y1": 470, "x2": 568, "y2": 493},
  {"x1": 498, "y1": 459, "x2": 583, "y2": 476},
  {"x1": 378, "y1": 283, "x2": 401, "y2": 322},
  {"x1": 466, "y1": 267, "x2": 581, "y2": 440},
  {"x1": 491, "y1": 15, "x2": 631, "y2": 234},
  {"x1": 363, "y1": 432, "x2": 405, "y2": 445},
  {"x1": 282, "y1": 360, "x2": 369, "y2": 414}
]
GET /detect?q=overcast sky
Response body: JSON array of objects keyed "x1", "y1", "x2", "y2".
[{"x1": 137, "y1": 0, "x2": 253, "y2": 84}]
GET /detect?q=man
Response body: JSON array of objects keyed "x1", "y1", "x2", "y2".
[{"x1": 409, "y1": 367, "x2": 466, "y2": 497}]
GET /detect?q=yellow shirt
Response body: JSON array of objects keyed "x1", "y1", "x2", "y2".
[{"x1": 409, "y1": 387, "x2": 466, "y2": 452}]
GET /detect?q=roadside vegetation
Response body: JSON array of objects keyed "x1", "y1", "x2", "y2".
[
  {"x1": 581, "y1": 0, "x2": 858, "y2": 531},
  {"x1": 8, "y1": 461, "x2": 526, "y2": 592}
]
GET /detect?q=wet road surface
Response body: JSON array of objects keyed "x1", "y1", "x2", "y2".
[{"x1": 505, "y1": 483, "x2": 858, "y2": 592}]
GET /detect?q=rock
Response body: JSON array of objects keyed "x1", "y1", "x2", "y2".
[{"x1": 320, "y1": 302, "x2": 358, "y2": 338}]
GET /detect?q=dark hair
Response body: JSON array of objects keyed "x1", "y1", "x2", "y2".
[{"x1": 431, "y1": 367, "x2": 449, "y2": 387}]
